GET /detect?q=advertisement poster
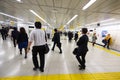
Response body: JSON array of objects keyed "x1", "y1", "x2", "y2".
[{"x1": 101, "y1": 30, "x2": 108, "y2": 37}]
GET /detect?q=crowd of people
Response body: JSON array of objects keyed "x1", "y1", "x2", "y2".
[{"x1": 0, "y1": 21, "x2": 112, "y2": 72}]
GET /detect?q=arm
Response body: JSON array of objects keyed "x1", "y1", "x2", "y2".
[
  {"x1": 27, "y1": 41, "x2": 32, "y2": 53},
  {"x1": 27, "y1": 31, "x2": 34, "y2": 52},
  {"x1": 27, "y1": 41, "x2": 32, "y2": 49}
]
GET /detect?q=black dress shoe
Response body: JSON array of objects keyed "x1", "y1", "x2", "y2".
[
  {"x1": 59, "y1": 51, "x2": 62, "y2": 54},
  {"x1": 79, "y1": 67, "x2": 85, "y2": 70},
  {"x1": 24, "y1": 56, "x2": 27, "y2": 59},
  {"x1": 33, "y1": 67, "x2": 39, "y2": 71},
  {"x1": 78, "y1": 65, "x2": 81, "y2": 67},
  {"x1": 52, "y1": 49, "x2": 54, "y2": 51},
  {"x1": 39, "y1": 68, "x2": 44, "y2": 72},
  {"x1": 20, "y1": 52, "x2": 22, "y2": 55}
]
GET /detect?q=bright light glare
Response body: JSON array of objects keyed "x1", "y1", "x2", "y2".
[
  {"x1": 0, "y1": 12, "x2": 23, "y2": 21},
  {"x1": 16, "y1": 0, "x2": 21, "y2": 2},
  {"x1": 100, "y1": 18, "x2": 115, "y2": 23},
  {"x1": 82, "y1": 0, "x2": 96, "y2": 10},
  {"x1": 30, "y1": 10, "x2": 52, "y2": 27},
  {"x1": 85, "y1": 18, "x2": 116, "y2": 26},
  {"x1": 66, "y1": 15, "x2": 78, "y2": 25},
  {"x1": 30, "y1": 10, "x2": 47, "y2": 23},
  {"x1": 30, "y1": 10, "x2": 51, "y2": 27}
]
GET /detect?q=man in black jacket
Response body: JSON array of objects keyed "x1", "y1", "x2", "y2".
[
  {"x1": 52, "y1": 28, "x2": 62, "y2": 53},
  {"x1": 76, "y1": 28, "x2": 89, "y2": 70},
  {"x1": 12, "y1": 27, "x2": 19, "y2": 47}
]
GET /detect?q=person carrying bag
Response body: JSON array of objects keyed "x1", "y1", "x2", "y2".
[{"x1": 73, "y1": 28, "x2": 89, "y2": 70}]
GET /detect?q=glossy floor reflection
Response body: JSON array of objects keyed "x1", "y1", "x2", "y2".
[{"x1": 0, "y1": 37, "x2": 120, "y2": 80}]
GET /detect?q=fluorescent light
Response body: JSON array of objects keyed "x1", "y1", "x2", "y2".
[
  {"x1": 0, "y1": 12, "x2": 23, "y2": 21},
  {"x1": 16, "y1": 0, "x2": 21, "y2": 2},
  {"x1": 82, "y1": 0, "x2": 96, "y2": 10},
  {"x1": 30, "y1": 10, "x2": 52, "y2": 27},
  {"x1": 66, "y1": 15, "x2": 78, "y2": 25},
  {"x1": 100, "y1": 18, "x2": 115, "y2": 23},
  {"x1": 30, "y1": 10, "x2": 48, "y2": 23},
  {"x1": 85, "y1": 18, "x2": 115, "y2": 26}
]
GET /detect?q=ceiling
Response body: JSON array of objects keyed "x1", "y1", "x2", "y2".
[{"x1": 0, "y1": 0, "x2": 120, "y2": 29}]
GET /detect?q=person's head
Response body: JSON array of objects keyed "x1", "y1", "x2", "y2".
[
  {"x1": 107, "y1": 34, "x2": 110, "y2": 36},
  {"x1": 93, "y1": 33, "x2": 96, "y2": 35},
  {"x1": 14, "y1": 27, "x2": 17, "y2": 31},
  {"x1": 54, "y1": 28, "x2": 57, "y2": 32},
  {"x1": 35, "y1": 22, "x2": 42, "y2": 29},
  {"x1": 82, "y1": 28, "x2": 88, "y2": 34},
  {"x1": 20, "y1": 27, "x2": 26, "y2": 34}
]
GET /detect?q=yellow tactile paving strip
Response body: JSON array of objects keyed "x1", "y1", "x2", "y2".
[
  {"x1": 0, "y1": 72, "x2": 120, "y2": 80},
  {"x1": 95, "y1": 44, "x2": 120, "y2": 56}
]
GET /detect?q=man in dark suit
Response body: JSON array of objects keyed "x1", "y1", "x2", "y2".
[
  {"x1": 76, "y1": 28, "x2": 89, "y2": 70},
  {"x1": 52, "y1": 28, "x2": 62, "y2": 53}
]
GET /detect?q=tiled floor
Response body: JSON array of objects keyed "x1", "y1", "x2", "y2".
[{"x1": 0, "y1": 37, "x2": 120, "y2": 80}]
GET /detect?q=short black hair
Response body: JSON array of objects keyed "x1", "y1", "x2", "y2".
[
  {"x1": 82, "y1": 28, "x2": 88, "y2": 34},
  {"x1": 35, "y1": 22, "x2": 41, "y2": 29},
  {"x1": 54, "y1": 28, "x2": 57, "y2": 32},
  {"x1": 13, "y1": 27, "x2": 17, "y2": 30}
]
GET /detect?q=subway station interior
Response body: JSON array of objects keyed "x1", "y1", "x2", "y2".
[{"x1": 0, "y1": 0, "x2": 120, "y2": 80}]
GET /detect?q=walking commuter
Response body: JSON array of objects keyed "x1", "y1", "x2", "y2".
[
  {"x1": 74, "y1": 32, "x2": 78, "y2": 42},
  {"x1": 92, "y1": 33, "x2": 97, "y2": 46},
  {"x1": 0, "y1": 27, "x2": 7, "y2": 40},
  {"x1": 17, "y1": 27, "x2": 28, "y2": 59},
  {"x1": 52, "y1": 28, "x2": 62, "y2": 53},
  {"x1": 27, "y1": 22, "x2": 47, "y2": 72},
  {"x1": 11, "y1": 27, "x2": 19, "y2": 47},
  {"x1": 8, "y1": 27, "x2": 13, "y2": 40},
  {"x1": 75, "y1": 28, "x2": 89, "y2": 70},
  {"x1": 103, "y1": 34, "x2": 111, "y2": 49},
  {"x1": 68, "y1": 31, "x2": 73, "y2": 42}
]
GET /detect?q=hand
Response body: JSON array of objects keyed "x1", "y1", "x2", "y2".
[{"x1": 27, "y1": 47, "x2": 30, "y2": 53}]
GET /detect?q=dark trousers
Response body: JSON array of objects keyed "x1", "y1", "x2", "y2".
[
  {"x1": 13, "y1": 38, "x2": 17, "y2": 47},
  {"x1": 92, "y1": 42, "x2": 95, "y2": 46},
  {"x1": 52, "y1": 42, "x2": 62, "y2": 52},
  {"x1": 32, "y1": 45, "x2": 45, "y2": 70},
  {"x1": 2, "y1": 34, "x2": 6, "y2": 40},
  {"x1": 103, "y1": 41, "x2": 110, "y2": 49},
  {"x1": 20, "y1": 48, "x2": 27, "y2": 57},
  {"x1": 76, "y1": 52, "x2": 87, "y2": 68}
]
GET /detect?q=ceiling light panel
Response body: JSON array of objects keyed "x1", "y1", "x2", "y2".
[
  {"x1": 82, "y1": 0, "x2": 96, "y2": 10},
  {"x1": 66, "y1": 15, "x2": 78, "y2": 25},
  {"x1": 0, "y1": 12, "x2": 23, "y2": 21}
]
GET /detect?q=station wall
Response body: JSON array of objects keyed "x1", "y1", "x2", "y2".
[{"x1": 90, "y1": 24, "x2": 120, "y2": 51}]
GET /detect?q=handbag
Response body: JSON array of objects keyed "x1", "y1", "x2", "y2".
[
  {"x1": 44, "y1": 31, "x2": 49, "y2": 54},
  {"x1": 73, "y1": 47, "x2": 78, "y2": 55},
  {"x1": 44, "y1": 44, "x2": 49, "y2": 54},
  {"x1": 73, "y1": 47, "x2": 83, "y2": 56},
  {"x1": 57, "y1": 42, "x2": 61, "y2": 47},
  {"x1": 52, "y1": 37, "x2": 54, "y2": 42}
]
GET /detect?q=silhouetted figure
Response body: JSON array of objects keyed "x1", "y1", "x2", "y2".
[
  {"x1": 0, "y1": 27, "x2": 7, "y2": 40},
  {"x1": 11, "y1": 27, "x2": 19, "y2": 47},
  {"x1": 52, "y1": 28, "x2": 62, "y2": 53},
  {"x1": 92, "y1": 33, "x2": 97, "y2": 46},
  {"x1": 74, "y1": 32, "x2": 78, "y2": 42},
  {"x1": 75, "y1": 28, "x2": 89, "y2": 70},
  {"x1": 68, "y1": 31, "x2": 73, "y2": 42}
]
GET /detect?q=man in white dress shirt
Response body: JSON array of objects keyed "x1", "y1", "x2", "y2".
[{"x1": 27, "y1": 22, "x2": 46, "y2": 72}]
